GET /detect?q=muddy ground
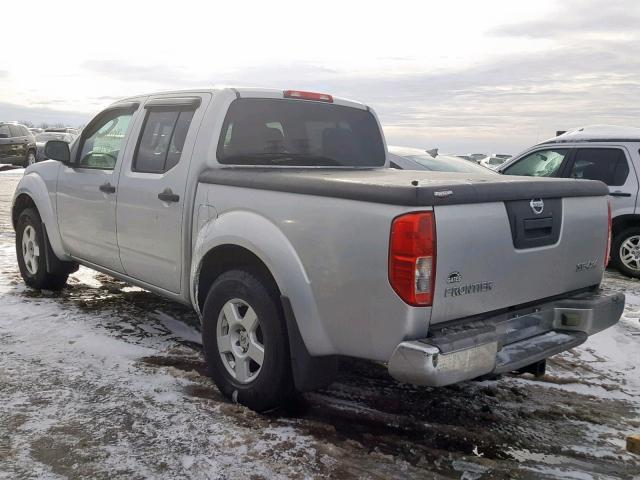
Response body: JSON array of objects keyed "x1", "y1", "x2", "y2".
[{"x1": 1, "y1": 168, "x2": 639, "y2": 479}]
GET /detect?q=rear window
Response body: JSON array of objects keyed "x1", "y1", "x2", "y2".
[{"x1": 217, "y1": 98, "x2": 385, "y2": 167}]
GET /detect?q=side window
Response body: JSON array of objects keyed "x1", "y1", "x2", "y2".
[
  {"x1": 569, "y1": 148, "x2": 629, "y2": 186},
  {"x1": 503, "y1": 149, "x2": 569, "y2": 177},
  {"x1": 79, "y1": 110, "x2": 133, "y2": 170},
  {"x1": 0, "y1": 125, "x2": 10, "y2": 138},
  {"x1": 133, "y1": 108, "x2": 195, "y2": 173}
]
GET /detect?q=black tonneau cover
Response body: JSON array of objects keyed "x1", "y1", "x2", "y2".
[{"x1": 198, "y1": 168, "x2": 608, "y2": 206}]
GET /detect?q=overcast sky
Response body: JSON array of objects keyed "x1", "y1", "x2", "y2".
[{"x1": 1, "y1": 0, "x2": 638, "y2": 154}]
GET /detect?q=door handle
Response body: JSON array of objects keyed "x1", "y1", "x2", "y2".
[
  {"x1": 158, "y1": 189, "x2": 180, "y2": 203},
  {"x1": 609, "y1": 191, "x2": 631, "y2": 197},
  {"x1": 99, "y1": 183, "x2": 116, "y2": 194}
]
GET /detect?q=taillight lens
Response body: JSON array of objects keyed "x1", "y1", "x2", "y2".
[
  {"x1": 389, "y1": 212, "x2": 436, "y2": 306},
  {"x1": 283, "y1": 90, "x2": 333, "y2": 102},
  {"x1": 605, "y1": 199, "x2": 612, "y2": 266}
]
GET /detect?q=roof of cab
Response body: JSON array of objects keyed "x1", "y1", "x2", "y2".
[
  {"x1": 113, "y1": 87, "x2": 368, "y2": 111},
  {"x1": 540, "y1": 124, "x2": 640, "y2": 144}
]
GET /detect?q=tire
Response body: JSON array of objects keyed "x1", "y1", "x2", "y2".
[
  {"x1": 15, "y1": 208, "x2": 68, "y2": 290},
  {"x1": 611, "y1": 227, "x2": 640, "y2": 278},
  {"x1": 201, "y1": 269, "x2": 294, "y2": 412},
  {"x1": 25, "y1": 150, "x2": 36, "y2": 167}
]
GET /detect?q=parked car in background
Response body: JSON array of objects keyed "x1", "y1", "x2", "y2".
[
  {"x1": 0, "y1": 122, "x2": 37, "y2": 167},
  {"x1": 480, "y1": 155, "x2": 510, "y2": 170},
  {"x1": 500, "y1": 125, "x2": 640, "y2": 278},
  {"x1": 35, "y1": 132, "x2": 75, "y2": 161},
  {"x1": 45, "y1": 127, "x2": 80, "y2": 138},
  {"x1": 388, "y1": 146, "x2": 495, "y2": 174},
  {"x1": 28, "y1": 127, "x2": 44, "y2": 135}
]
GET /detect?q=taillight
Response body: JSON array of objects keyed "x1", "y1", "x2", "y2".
[
  {"x1": 283, "y1": 90, "x2": 333, "y2": 103},
  {"x1": 389, "y1": 212, "x2": 436, "y2": 306},
  {"x1": 605, "y1": 199, "x2": 612, "y2": 266}
]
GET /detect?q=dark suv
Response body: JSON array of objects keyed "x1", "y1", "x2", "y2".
[{"x1": 0, "y1": 122, "x2": 37, "y2": 167}]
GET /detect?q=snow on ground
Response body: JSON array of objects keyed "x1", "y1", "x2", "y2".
[{"x1": 1, "y1": 173, "x2": 639, "y2": 479}]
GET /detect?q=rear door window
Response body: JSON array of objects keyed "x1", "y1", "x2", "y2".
[
  {"x1": 217, "y1": 98, "x2": 385, "y2": 167},
  {"x1": 133, "y1": 108, "x2": 195, "y2": 173},
  {"x1": 502, "y1": 149, "x2": 569, "y2": 177},
  {"x1": 569, "y1": 148, "x2": 629, "y2": 186}
]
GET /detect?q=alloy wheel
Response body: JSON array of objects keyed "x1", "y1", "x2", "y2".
[
  {"x1": 216, "y1": 298, "x2": 264, "y2": 383},
  {"x1": 619, "y1": 235, "x2": 640, "y2": 272},
  {"x1": 21, "y1": 225, "x2": 40, "y2": 275}
]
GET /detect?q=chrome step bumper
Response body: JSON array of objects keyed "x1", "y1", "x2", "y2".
[{"x1": 388, "y1": 290, "x2": 624, "y2": 387}]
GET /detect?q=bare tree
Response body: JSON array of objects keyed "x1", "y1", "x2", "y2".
[
  {"x1": 19, "y1": 120, "x2": 34, "y2": 128},
  {"x1": 39, "y1": 122, "x2": 50, "y2": 129},
  {"x1": 53, "y1": 122, "x2": 66, "y2": 128}
]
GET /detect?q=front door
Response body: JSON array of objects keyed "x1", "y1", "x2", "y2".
[
  {"x1": 57, "y1": 105, "x2": 138, "y2": 272},
  {"x1": 116, "y1": 94, "x2": 206, "y2": 293}
]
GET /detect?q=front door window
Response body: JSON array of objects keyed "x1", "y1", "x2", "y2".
[
  {"x1": 78, "y1": 111, "x2": 133, "y2": 169},
  {"x1": 503, "y1": 149, "x2": 569, "y2": 177}
]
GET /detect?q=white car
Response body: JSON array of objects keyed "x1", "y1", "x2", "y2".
[{"x1": 480, "y1": 155, "x2": 509, "y2": 170}]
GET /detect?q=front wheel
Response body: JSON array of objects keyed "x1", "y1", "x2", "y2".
[
  {"x1": 201, "y1": 269, "x2": 294, "y2": 412},
  {"x1": 16, "y1": 208, "x2": 68, "y2": 290},
  {"x1": 611, "y1": 227, "x2": 640, "y2": 278}
]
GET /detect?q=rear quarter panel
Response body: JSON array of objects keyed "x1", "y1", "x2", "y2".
[{"x1": 193, "y1": 183, "x2": 429, "y2": 361}]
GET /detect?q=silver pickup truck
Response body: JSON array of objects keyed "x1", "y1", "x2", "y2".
[{"x1": 12, "y1": 88, "x2": 624, "y2": 411}]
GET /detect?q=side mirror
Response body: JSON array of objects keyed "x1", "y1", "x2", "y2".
[{"x1": 44, "y1": 140, "x2": 71, "y2": 164}]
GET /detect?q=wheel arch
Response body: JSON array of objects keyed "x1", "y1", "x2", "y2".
[
  {"x1": 12, "y1": 173, "x2": 69, "y2": 261},
  {"x1": 191, "y1": 210, "x2": 335, "y2": 356},
  {"x1": 612, "y1": 214, "x2": 640, "y2": 237}
]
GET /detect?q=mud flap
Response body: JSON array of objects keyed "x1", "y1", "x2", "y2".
[
  {"x1": 281, "y1": 296, "x2": 337, "y2": 392},
  {"x1": 42, "y1": 223, "x2": 78, "y2": 275}
]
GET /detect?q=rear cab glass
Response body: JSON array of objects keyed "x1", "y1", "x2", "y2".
[{"x1": 217, "y1": 98, "x2": 385, "y2": 167}]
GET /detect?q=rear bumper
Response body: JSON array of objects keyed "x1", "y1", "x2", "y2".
[{"x1": 388, "y1": 289, "x2": 624, "y2": 386}]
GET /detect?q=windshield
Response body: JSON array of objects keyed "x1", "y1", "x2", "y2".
[
  {"x1": 408, "y1": 154, "x2": 494, "y2": 174},
  {"x1": 36, "y1": 133, "x2": 68, "y2": 142},
  {"x1": 217, "y1": 98, "x2": 386, "y2": 167}
]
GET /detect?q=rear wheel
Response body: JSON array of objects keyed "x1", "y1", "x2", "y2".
[
  {"x1": 201, "y1": 269, "x2": 294, "y2": 412},
  {"x1": 16, "y1": 208, "x2": 68, "y2": 290},
  {"x1": 611, "y1": 227, "x2": 640, "y2": 278}
]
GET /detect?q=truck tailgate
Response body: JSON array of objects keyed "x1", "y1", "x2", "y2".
[{"x1": 430, "y1": 195, "x2": 609, "y2": 324}]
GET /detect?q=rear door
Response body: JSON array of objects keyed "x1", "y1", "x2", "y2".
[
  {"x1": 116, "y1": 94, "x2": 207, "y2": 293},
  {"x1": 564, "y1": 145, "x2": 638, "y2": 216}
]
